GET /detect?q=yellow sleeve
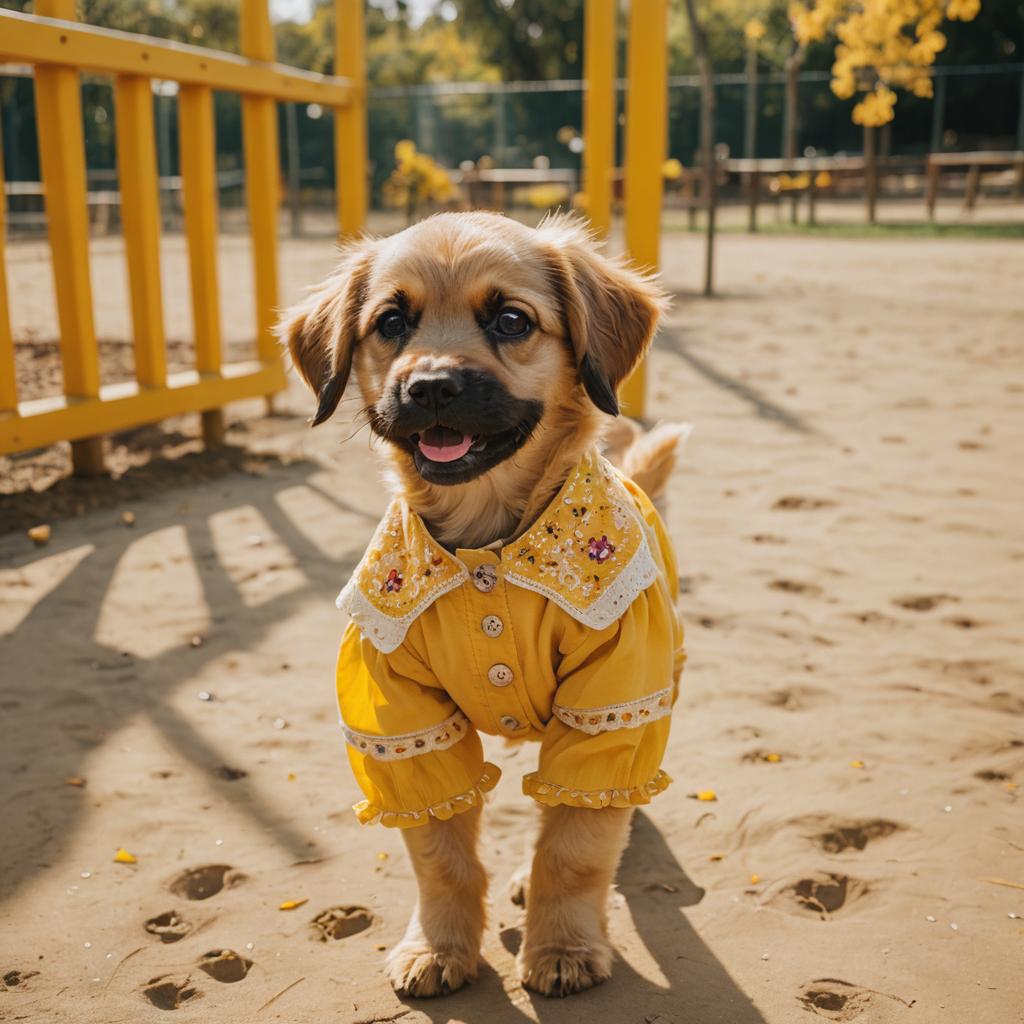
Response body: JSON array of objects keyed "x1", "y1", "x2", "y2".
[
  {"x1": 523, "y1": 570, "x2": 682, "y2": 810},
  {"x1": 337, "y1": 621, "x2": 499, "y2": 828}
]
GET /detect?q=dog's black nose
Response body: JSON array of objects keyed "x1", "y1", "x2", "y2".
[{"x1": 407, "y1": 372, "x2": 464, "y2": 410}]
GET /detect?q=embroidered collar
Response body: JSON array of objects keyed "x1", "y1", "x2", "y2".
[{"x1": 336, "y1": 449, "x2": 658, "y2": 653}]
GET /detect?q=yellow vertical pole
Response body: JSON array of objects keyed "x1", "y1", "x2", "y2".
[
  {"x1": 583, "y1": 0, "x2": 616, "y2": 239},
  {"x1": 621, "y1": 0, "x2": 668, "y2": 418},
  {"x1": 335, "y1": 0, "x2": 367, "y2": 238},
  {"x1": 0, "y1": 120, "x2": 16, "y2": 414},
  {"x1": 114, "y1": 75, "x2": 166, "y2": 388},
  {"x1": 241, "y1": 0, "x2": 284, "y2": 374},
  {"x1": 34, "y1": 0, "x2": 105, "y2": 474},
  {"x1": 178, "y1": 83, "x2": 224, "y2": 446}
]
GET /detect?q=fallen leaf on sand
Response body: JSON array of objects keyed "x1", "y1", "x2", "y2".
[
  {"x1": 65, "y1": 777, "x2": 86, "y2": 787},
  {"x1": 28, "y1": 524, "x2": 51, "y2": 546},
  {"x1": 278, "y1": 898, "x2": 309, "y2": 911},
  {"x1": 750, "y1": 873, "x2": 761, "y2": 885},
  {"x1": 113, "y1": 848, "x2": 138, "y2": 864},
  {"x1": 851, "y1": 760, "x2": 865, "y2": 769},
  {"x1": 765, "y1": 753, "x2": 782, "y2": 763},
  {"x1": 690, "y1": 790, "x2": 717, "y2": 802}
]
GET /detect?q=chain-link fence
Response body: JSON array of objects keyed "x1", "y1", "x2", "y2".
[{"x1": 2, "y1": 62, "x2": 1022, "y2": 230}]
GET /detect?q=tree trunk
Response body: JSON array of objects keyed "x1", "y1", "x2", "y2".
[
  {"x1": 683, "y1": 0, "x2": 716, "y2": 297},
  {"x1": 784, "y1": 44, "x2": 804, "y2": 224}
]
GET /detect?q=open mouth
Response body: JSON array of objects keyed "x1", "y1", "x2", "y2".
[{"x1": 403, "y1": 420, "x2": 538, "y2": 485}]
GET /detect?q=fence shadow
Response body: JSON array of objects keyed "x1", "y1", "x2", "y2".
[{"x1": 0, "y1": 450, "x2": 374, "y2": 902}]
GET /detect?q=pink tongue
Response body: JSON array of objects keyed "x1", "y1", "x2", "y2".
[{"x1": 417, "y1": 433, "x2": 473, "y2": 463}]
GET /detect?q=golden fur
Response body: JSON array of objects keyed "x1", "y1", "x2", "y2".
[{"x1": 279, "y1": 211, "x2": 675, "y2": 997}]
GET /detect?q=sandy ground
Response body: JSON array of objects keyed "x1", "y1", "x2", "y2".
[{"x1": 2, "y1": 228, "x2": 1024, "y2": 1024}]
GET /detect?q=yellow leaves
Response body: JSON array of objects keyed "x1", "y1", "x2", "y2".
[
  {"x1": 113, "y1": 848, "x2": 138, "y2": 864},
  {"x1": 525, "y1": 184, "x2": 570, "y2": 210},
  {"x1": 814, "y1": 170, "x2": 833, "y2": 188},
  {"x1": 750, "y1": 873, "x2": 761, "y2": 885},
  {"x1": 947, "y1": 0, "x2": 980, "y2": 19},
  {"x1": 795, "y1": 0, "x2": 980, "y2": 126},
  {"x1": 662, "y1": 158, "x2": 684, "y2": 181},
  {"x1": 65, "y1": 776, "x2": 86, "y2": 787},
  {"x1": 278, "y1": 898, "x2": 309, "y2": 911},
  {"x1": 27, "y1": 524, "x2": 51, "y2": 547},
  {"x1": 745, "y1": 18, "x2": 767, "y2": 42},
  {"x1": 764, "y1": 752, "x2": 782, "y2": 763},
  {"x1": 850, "y1": 759, "x2": 866, "y2": 768},
  {"x1": 692, "y1": 790, "x2": 718, "y2": 802},
  {"x1": 386, "y1": 139, "x2": 455, "y2": 212},
  {"x1": 853, "y1": 85, "x2": 897, "y2": 126}
]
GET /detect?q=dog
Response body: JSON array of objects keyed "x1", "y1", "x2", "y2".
[{"x1": 278, "y1": 212, "x2": 686, "y2": 998}]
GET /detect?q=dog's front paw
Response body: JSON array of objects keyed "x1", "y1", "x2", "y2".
[
  {"x1": 517, "y1": 940, "x2": 613, "y2": 997},
  {"x1": 386, "y1": 941, "x2": 477, "y2": 998}
]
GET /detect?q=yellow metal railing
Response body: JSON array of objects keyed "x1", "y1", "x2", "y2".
[
  {"x1": 0, "y1": 0, "x2": 366, "y2": 474},
  {"x1": 583, "y1": 0, "x2": 667, "y2": 418}
]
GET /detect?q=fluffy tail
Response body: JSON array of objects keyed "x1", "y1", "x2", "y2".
[{"x1": 604, "y1": 419, "x2": 692, "y2": 516}]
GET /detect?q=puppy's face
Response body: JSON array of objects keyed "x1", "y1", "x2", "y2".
[{"x1": 279, "y1": 212, "x2": 665, "y2": 487}]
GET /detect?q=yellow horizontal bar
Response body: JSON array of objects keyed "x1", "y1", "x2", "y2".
[
  {"x1": 0, "y1": 361, "x2": 287, "y2": 455},
  {"x1": 0, "y1": 9, "x2": 353, "y2": 106}
]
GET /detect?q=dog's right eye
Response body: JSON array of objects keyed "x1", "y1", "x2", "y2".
[{"x1": 377, "y1": 311, "x2": 408, "y2": 340}]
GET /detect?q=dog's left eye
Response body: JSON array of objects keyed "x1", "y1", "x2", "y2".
[
  {"x1": 492, "y1": 307, "x2": 533, "y2": 340},
  {"x1": 377, "y1": 310, "x2": 408, "y2": 339}
]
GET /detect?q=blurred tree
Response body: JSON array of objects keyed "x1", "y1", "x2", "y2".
[{"x1": 790, "y1": 0, "x2": 983, "y2": 126}]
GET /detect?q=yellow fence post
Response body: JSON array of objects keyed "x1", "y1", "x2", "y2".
[
  {"x1": 114, "y1": 75, "x2": 167, "y2": 389},
  {"x1": 241, "y1": 0, "x2": 285, "y2": 390},
  {"x1": 583, "y1": 0, "x2": 616, "y2": 239},
  {"x1": 621, "y1": 0, "x2": 668, "y2": 419},
  {"x1": 178, "y1": 83, "x2": 225, "y2": 447},
  {"x1": 335, "y1": 0, "x2": 367, "y2": 238},
  {"x1": 0, "y1": 120, "x2": 15, "y2": 415},
  {"x1": 34, "y1": 0, "x2": 105, "y2": 475}
]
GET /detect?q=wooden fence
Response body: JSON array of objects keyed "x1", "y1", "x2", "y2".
[{"x1": 0, "y1": 0, "x2": 365, "y2": 475}]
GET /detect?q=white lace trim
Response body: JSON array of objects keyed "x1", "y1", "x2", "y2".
[
  {"x1": 341, "y1": 708, "x2": 471, "y2": 761},
  {"x1": 356, "y1": 764, "x2": 500, "y2": 825},
  {"x1": 503, "y1": 527, "x2": 659, "y2": 632},
  {"x1": 336, "y1": 568, "x2": 469, "y2": 654},
  {"x1": 552, "y1": 687, "x2": 673, "y2": 735}
]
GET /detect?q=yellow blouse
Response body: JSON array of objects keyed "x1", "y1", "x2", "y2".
[{"x1": 335, "y1": 449, "x2": 685, "y2": 828}]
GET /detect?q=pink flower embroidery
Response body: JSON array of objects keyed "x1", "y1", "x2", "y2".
[
  {"x1": 381, "y1": 568, "x2": 403, "y2": 593},
  {"x1": 588, "y1": 535, "x2": 615, "y2": 562}
]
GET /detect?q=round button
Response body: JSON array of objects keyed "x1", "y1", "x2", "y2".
[
  {"x1": 473, "y1": 564, "x2": 498, "y2": 593},
  {"x1": 488, "y1": 663, "x2": 514, "y2": 687},
  {"x1": 481, "y1": 614, "x2": 504, "y2": 638},
  {"x1": 500, "y1": 715, "x2": 522, "y2": 731}
]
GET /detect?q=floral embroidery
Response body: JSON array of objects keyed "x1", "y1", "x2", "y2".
[
  {"x1": 336, "y1": 449, "x2": 658, "y2": 650},
  {"x1": 341, "y1": 709, "x2": 471, "y2": 761},
  {"x1": 551, "y1": 688, "x2": 673, "y2": 735}
]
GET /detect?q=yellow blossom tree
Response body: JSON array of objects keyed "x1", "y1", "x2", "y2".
[
  {"x1": 789, "y1": 0, "x2": 981, "y2": 126},
  {"x1": 382, "y1": 140, "x2": 456, "y2": 224}
]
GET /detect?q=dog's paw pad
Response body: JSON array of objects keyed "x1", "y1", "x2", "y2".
[{"x1": 387, "y1": 942, "x2": 476, "y2": 998}]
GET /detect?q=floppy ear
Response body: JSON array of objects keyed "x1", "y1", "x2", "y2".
[
  {"x1": 275, "y1": 244, "x2": 374, "y2": 426},
  {"x1": 541, "y1": 216, "x2": 668, "y2": 417}
]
